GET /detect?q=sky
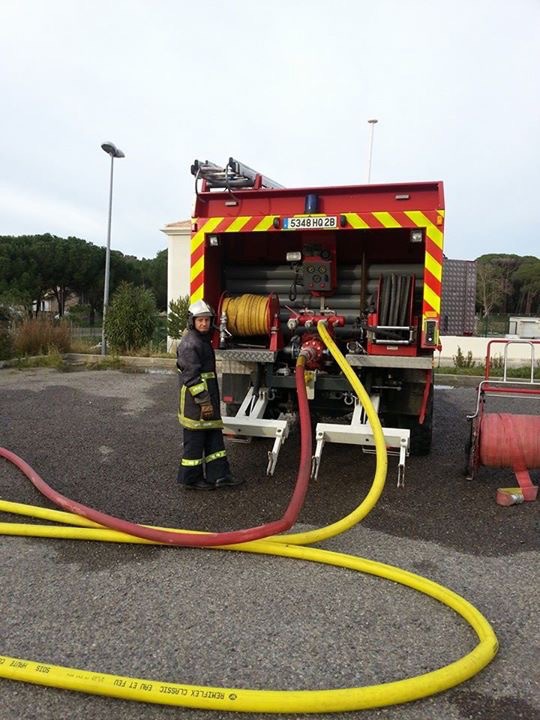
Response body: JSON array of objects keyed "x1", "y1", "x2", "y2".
[{"x1": 0, "y1": 0, "x2": 539, "y2": 261}]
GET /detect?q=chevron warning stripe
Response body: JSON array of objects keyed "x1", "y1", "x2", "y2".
[{"x1": 189, "y1": 210, "x2": 445, "y2": 330}]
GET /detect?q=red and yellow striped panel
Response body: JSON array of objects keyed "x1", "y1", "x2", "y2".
[
  {"x1": 189, "y1": 211, "x2": 445, "y2": 315},
  {"x1": 404, "y1": 210, "x2": 444, "y2": 319},
  {"x1": 190, "y1": 218, "x2": 222, "y2": 302},
  {"x1": 190, "y1": 216, "x2": 280, "y2": 300}
]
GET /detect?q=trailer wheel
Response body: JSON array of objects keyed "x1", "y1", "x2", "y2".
[{"x1": 464, "y1": 416, "x2": 480, "y2": 480}]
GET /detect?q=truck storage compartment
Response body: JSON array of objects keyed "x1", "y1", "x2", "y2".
[{"x1": 190, "y1": 159, "x2": 444, "y2": 476}]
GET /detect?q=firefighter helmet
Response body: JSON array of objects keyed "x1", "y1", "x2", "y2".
[{"x1": 188, "y1": 299, "x2": 215, "y2": 329}]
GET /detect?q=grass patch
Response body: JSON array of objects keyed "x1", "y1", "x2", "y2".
[
  {"x1": 436, "y1": 364, "x2": 539, "y2": 380},
  {"x1": 69, "y1": 339, "x2": 102, "y2": 354},
  {"x1": 68, "y1": 340, "x2": 173, "y2": 357},
  {"x1": 435, "y1": 366, "x2": 483, "y2": 376},
  {"x1": 13, "y1": 348, "x2": 67, "y2": 371},
  {"x1": 84, "y1": 356, "x2": 126, "y2": 370},
  {"x1": 116, "y1": 342, "x2": 172, "y2": 357}
]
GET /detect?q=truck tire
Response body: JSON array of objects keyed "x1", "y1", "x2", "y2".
[
  {"x1": 407, "y1": 390, "x2": 433, "y2": 456},
  {"x1": 225, "y1": 403, "x2": 241, "y2": 417},
  {"x1": 382, "y1": 390, "x2": 433, "y2": 456}
]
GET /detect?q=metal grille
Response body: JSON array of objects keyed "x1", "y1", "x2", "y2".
[{"x1": 440, "y1": 259, "x2": 476, "y2": 335}]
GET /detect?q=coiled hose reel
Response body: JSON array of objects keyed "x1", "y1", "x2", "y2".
[{"x1": 218, "y1": 293, "x2": 281, "y2": 349}]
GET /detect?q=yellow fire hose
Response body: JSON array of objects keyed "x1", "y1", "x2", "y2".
[{"x1": 0, "y1": 321, "x2": 498, "y2": 713}]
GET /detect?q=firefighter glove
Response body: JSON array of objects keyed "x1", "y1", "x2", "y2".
[{"x1": 200, "y1": 403, "x2": 215, "y2": 421}]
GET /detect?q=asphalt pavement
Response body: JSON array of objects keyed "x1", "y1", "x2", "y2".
[{"x1": 0, "y1": 368, "x2": 538, "y2": 720}]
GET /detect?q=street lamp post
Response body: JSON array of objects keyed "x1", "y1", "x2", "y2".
[
  {"x1": 367, "y1": 118, "x2": 378, "y2": 183},
  {"x1": 100, "y1": 141, "x2": 125, "y2": 356}
]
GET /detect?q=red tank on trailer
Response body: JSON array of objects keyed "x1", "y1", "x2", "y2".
[{"x1": 466, "y1": 339, "x2": 540, "y2": 506}]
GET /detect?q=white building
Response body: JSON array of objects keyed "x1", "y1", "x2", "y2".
[{"x1": 161, "y1": 219, "x2": 191, "y2": 350}]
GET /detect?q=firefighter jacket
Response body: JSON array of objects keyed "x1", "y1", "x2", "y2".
[{"x1": 176, "y1": 328, "x2": 224, "y2": 430}]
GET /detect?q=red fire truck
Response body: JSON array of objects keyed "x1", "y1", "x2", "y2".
[{"x1": 188, "y1": 158, "x2": 445, "y2": 483}]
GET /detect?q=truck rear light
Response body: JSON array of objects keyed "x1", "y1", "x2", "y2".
[
  {"x1": 273, "y1": 217, "x2": 281, "y2": 229},
  {"x1": 425, "y1": 319, "x2": 438, "y2": 345},
  {"x1": 286, "y1": 251, "x2": 302, "y2": 263},
  {"x1": 410, "y1": 229, "x2": 423, "y2": 243}
]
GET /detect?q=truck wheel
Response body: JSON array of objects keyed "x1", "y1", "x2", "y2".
[
  {"x1": 409, "y1": 414, "x2": 433, "y2": 455},
  {"x1": 408, "y1": 390, "x2": 433, "y2": 456},
  {"x1": 225, "y1": 403, "x2": 241, "y2": 417},
  {"x1": 394, "y1": 390, "x2": 433, "y2": 456}
]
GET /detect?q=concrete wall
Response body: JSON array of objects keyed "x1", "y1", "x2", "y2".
[{"x1": 438, "y1": 336, "x2": 540, "y2": 367}]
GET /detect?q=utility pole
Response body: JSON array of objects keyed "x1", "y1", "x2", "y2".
[{"x1": 100, "y1": 141, "x2": 125, "y2": 355}]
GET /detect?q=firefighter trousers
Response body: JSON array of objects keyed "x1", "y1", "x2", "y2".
[{"x1": 178, "y1": 427, "x2": 231, "y2": 486}]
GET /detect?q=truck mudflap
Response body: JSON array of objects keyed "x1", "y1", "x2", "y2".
[
  {"x1": 221, "y1": 387, "x2": 292, "y2": 475},
  {"x1": 311, "y1": 396, "x2": 410, "y2": 487}
]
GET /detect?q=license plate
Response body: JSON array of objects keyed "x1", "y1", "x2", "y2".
[{"x1": 283, "y1": 215, "x2": 338, "y2": 230}]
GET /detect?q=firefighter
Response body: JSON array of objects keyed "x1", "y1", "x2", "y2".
[{"x1": 176, "y1": 299, "x2": 242, "y2": 490}]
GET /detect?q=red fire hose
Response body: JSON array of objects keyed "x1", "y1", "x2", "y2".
[
  {"x1": 479, "y1": 413, "x2": 540, "y2": 469},
  {"x1": 0, "y1": 355, "x2": 312, "y2": 547}
]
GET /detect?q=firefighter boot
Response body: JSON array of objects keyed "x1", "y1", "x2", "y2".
[{"x1": 215, "y1": 475, "x2": 245, "y2": 488}]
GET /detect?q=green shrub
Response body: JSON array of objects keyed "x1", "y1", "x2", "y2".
[
  {"x1": 487, "y1": 354, "x2": 504, "y2": 370},
  {"x1": 66, "y1": 303, "x2": 92, "y2": 326},
  {"x1": 167, "y1": 295, "x2": 190, "y2": 339},
  {"x1": 0, "y1": 326, "x2": 13, "y2": 360},
  {"x1": 12, "y1": 318, "x2": 71, "y2": 356},
  {"x1": 0, "y1": 296, "x2": 28, "y2": 324},
  {"x1": 104, "y1": 282, "x2": 157, "y2": 353},
  {"x1": 453, "y1": 346, "x2": 476, "y2": 368}
]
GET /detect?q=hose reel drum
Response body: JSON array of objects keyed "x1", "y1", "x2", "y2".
[
  {"x1": 466, "y1": 340, "x2": 540, "y2": 506},
  {"x1": 468, "y1": 412, "x2": 540, "y2": 505},
  {"x1": 217, "y1": 292, "x2": 346, "y2": 369},
  {"x1": 218, "y1": 293, "x2": 282, "y2": 350}
]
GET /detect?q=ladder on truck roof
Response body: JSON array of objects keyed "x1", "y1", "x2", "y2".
[{"x1": 191, "y1": 157, "x2": 284, "y2": 191}]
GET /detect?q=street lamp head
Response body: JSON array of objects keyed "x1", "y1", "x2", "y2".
[
  {"x1": 101, "y1": 141, "x2": 125, "y2": 158},
  {"x1": 367, "y1": 119, "x2": 378, "y2": 184}
]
